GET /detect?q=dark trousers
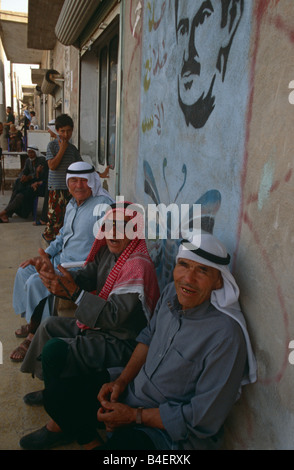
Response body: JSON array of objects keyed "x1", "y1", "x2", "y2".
[
  {"x1": 42, "y1": 338, "x2": 156, "y2": 448},
  {"x1": 6, "y1": 178, "x2": 44, "y2": 218}
]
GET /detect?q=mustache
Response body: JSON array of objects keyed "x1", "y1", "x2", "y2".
[{"x1": 181, "y1": 58, "x2": 200, "y2": 77}]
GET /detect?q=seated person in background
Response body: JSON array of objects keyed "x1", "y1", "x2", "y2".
[
  {"x1": 0, "y1": 121, "x2": 8, "y2": 150},
  {"x1": 10, "y1": 161, "x2": 114, "y2": 362},
  {"x1": 0, "y1": 146, "x2": 48, "y2": 223},
  {"x1": 19, "y1": 232, "x2": 256, "y2": 450},
  {"x1": 18, "y1": 201, "x2": 160, "y2": 412},
  {"x1": 8, "y1": 124, "x2": 23, "y2": 151}
]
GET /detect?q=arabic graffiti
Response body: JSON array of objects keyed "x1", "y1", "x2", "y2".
[{"x1": 142, "y1": 102, "x2": 164, "y2": 135}]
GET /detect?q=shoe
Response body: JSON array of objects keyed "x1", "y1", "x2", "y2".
[
  {"x1": 23, "y1": 390, "x2": 44, "y2": 406},
  {"x1": 33, "y1": 219, "x2": 46, "y2": 226},
  {"x1": 19, "y1": 425, "x2": 72, "y2": 450}
]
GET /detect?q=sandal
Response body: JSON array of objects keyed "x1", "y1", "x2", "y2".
[
  {"x1": 10, "y1": 338, "x2": 32, "y2": 362},
  {"x1": 15, "y1": 324, "x2": 31, "y2": 338},
  {"x1": 33, "y1": 220, "x2": 46, "y2": 226}
]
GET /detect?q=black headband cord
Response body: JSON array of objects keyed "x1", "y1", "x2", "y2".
[
  {"x1": 67, "y1": 167, "x2": 95, "y2": 175},
  {"x1": 181, "y1": 239, "x2": 231, "y2": 266}
]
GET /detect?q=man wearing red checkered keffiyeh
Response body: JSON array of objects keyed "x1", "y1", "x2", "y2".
[
  {"x1": 20, "y1": 202, "x2": 160, "y2": 388},
  {"x1": 76, "y1": 201, "x2": 160, "y2": 329}
]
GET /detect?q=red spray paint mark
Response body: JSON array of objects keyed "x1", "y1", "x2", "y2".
[{"x1": 243, "y1": 211, "x2": 290, "y2": 385}]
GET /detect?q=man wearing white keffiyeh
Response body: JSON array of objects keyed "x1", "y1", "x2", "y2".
[
  {"x1": 176, "y1": 233, "x2": 257, "y2": 388},
  {"x1": 10, "y1": 162, "x2": 114, "y2": 362}
]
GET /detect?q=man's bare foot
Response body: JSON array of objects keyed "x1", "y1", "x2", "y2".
[{"x1": 10, "y1": 333, "x2": 34, "y2": 362}]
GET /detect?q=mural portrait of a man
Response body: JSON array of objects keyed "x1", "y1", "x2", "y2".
[{"x1": 175, "y1": 0, "x2": 244, "y2": 128}]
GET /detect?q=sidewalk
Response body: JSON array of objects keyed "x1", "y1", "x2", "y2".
[{"x1": 0, "y1": 191, "x2": 80, "y2": 450}]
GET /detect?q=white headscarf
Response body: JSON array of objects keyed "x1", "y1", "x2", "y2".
[
  {"x1": 177, "y1": 232, "x2": 257, "y2": 388},
  {"x1": 27, "y1": 145, "x2": 41, "y2": 158},
  {"x1": 47, "y1": 119, "x2": 58, "y2": 136},
  {"x1": 66, "y1": 161, "x2": 114, "y2": 200}
]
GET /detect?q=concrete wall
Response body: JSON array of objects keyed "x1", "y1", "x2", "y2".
[
  {"x1": 120, "y1": 0, "x2": 294, "y2": 449},
  {"x1": 41, "y1": 43, "x2": 80, "y2": 146}
]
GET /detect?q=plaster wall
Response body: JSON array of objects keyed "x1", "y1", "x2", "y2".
[
  {"x1": 119, "y1": 0, "x2": 294, "y2": 450},
  {"x1": 51, "y1": 41, "x2": 80, "y2": 146},
  {"x1": 225, "y1": 0, "x2": 294, "y2": 450}
]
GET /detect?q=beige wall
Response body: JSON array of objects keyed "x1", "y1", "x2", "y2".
[{"x1": 224, "y1": 0, "x2": 294, "y2": 449}]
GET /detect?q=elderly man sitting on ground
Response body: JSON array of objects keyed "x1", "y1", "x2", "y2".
[
  {"x1": 10, "y1": 161, "x2": 113, "y2": 362},
  {"x1": 19, "y1": 232, "x2": 256, "y2": 450},
  {"x1": 18, "y1": 201, "x2": 160, "y2": 419}
]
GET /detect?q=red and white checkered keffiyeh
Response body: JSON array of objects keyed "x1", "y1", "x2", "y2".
[{"x1": 76, "y1": 203, "x2": 160, "y2": 330}]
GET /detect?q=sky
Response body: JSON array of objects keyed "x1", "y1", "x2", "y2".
[{"x1": 0, "y1": 0, "x2": 28, "y2": 12}]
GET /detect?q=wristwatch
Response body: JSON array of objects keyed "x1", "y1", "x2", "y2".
[
  {"x1": 71, "y1": 287, "x2": 82, "y2": 302},
  {"x1": 136, "y1": 406, "x2": 144, "y2": 424}
]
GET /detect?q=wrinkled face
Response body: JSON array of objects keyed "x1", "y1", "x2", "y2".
[
  {"x1": 173, "y1": 257, "x2": 223, "y2": 309},
  {"x1": 103, "y1": 212, "x2": 132, "y2": 255},
  {"x1": 57, "y1": 125, "x2": 73, "y2": 142},
  {"x1": 67, "y1": 177, "x2": 92, "y2": 205}
]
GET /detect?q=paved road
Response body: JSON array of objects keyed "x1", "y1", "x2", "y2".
[{"x1": 0, "y1": 191, "x2": 80, "y2": 450}]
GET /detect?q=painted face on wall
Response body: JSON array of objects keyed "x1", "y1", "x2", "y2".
[{"x1": 175, "y1": 0, "x2": 243, "y2": 128}]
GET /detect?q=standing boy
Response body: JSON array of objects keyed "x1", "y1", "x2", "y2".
[{"x1": 42, "y1": 114, "x2": 81, "y2": 243}]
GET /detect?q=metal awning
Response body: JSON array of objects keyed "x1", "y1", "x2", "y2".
[
  {"x1": 55, "y1": 0, "x2": 102, "y2": 46},
  {"x1": 0, "y1": 11, "x2": 43, "y2": 64}
]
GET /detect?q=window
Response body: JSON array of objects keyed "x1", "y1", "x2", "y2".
[{"x1": 98, "y1": 34, "x2": 119, "y2": 168}]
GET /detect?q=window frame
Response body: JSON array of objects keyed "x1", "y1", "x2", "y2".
[{"x1": 97, "y1": 26, "x2": 119, "y2": 169}]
